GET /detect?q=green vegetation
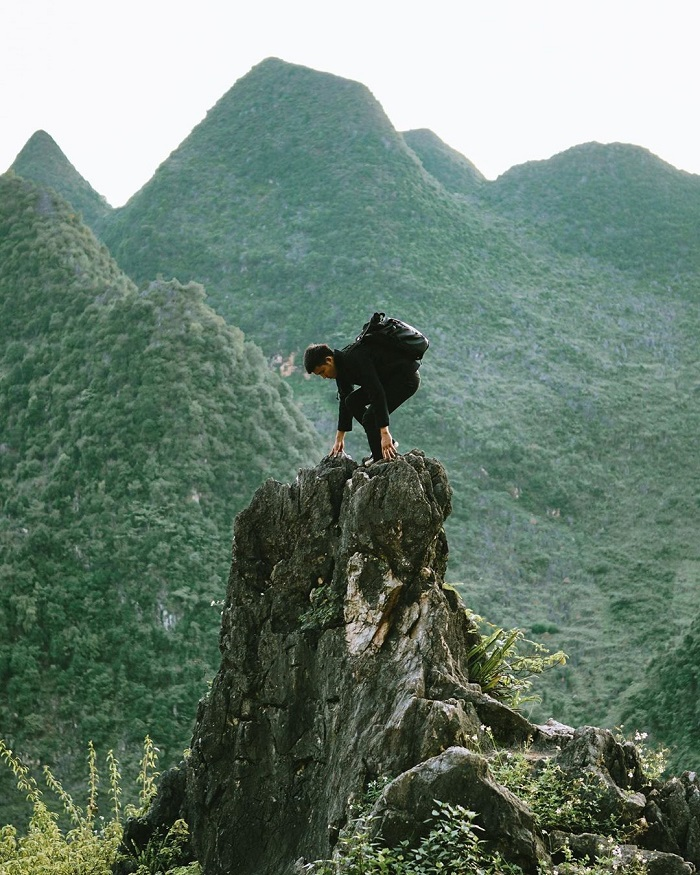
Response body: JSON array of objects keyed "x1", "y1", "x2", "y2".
[
  {"x1": 9, "y1": 131, "x2": 112, "y2": 226},
  {"x1": 0, "y1": 173, "x2": 317, "y2": 823},
  {"x1": 481, "y1": 141, "x2": 700, "y2": 281},
  {"x1": 489, "y1": 747, "x2": 620, "y2": 837},
  {"x1": 626, "y1": 624, "x2": 700, "y2": 773},
  {"x1": 464, "y1": 612, "x2": 566, "y2": 707},
  {"x1": 5, "y1": 56, "x2": 700, "y2": 797},
  {"x1": 307, "y1": 728, "x2": 667, "y2": 874},
  {"x1": 0, "y1": 737, "x2": 200, "y2": 874},
  {"x1": 308, "y1": 798, "x2": 522, "y2": 875}
]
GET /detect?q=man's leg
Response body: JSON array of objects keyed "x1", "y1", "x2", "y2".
[
  {"x1": 362, "y1": 366, "x2": 421, "y2": 461},
  {"x1": 344, "y1": 387, "x2": 371, "y2": 426}
]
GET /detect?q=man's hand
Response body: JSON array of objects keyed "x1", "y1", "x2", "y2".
[
  {"x1": 330, "y1": 431, "x2": 346, "y2": 457},
  {"x1": 380, "y1": 428, "x2": 397, "y2": 460}
]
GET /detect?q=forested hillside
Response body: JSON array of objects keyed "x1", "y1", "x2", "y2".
[
  {"x1": 480, "y1": 141, "x2": 700, "y2": 281},
  {"x1": 0, "y1": 173, "x2": 316, "y2": 822},
  {"x1": 10, "y1": 130, "x2": 112, "y2": 228},
  {"x1": 4, "y1": 57, "x2": 699, "y2": 778}
]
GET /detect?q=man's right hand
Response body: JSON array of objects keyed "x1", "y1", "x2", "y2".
[{"x1": 330, "y1": 431, "x2": 346, "y2": 457}]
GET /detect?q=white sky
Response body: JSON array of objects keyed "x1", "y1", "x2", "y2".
[{"x1": 2, "y1": 0, "x2": 698, "y2": 207}]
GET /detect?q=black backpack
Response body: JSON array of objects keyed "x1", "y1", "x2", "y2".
[{"x1": 350, "y1": 312, "x2": 429, "y2": 361}]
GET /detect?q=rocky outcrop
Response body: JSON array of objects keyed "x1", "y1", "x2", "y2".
[
  {"x1": 184, "y1": 452, "x2": 515, "y2": 873},
  {"x1": 126, "y1": 453, "x2": 700, "y2": 874}
]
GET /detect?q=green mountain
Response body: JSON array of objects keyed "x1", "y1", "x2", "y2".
[
  {"x1": 94, "y1": 60, "x2": 699, "y2": 750},
  {"x1": 9, "y1": 130, "x2": 112, "y2": 227},
  {"x1": 5, "y1": 58, "x2": 700, "y2": 773},
  {"x1": 481, "y1": 141, "x2": 700, "y2": 281},
  {"x1": 99, "y1": 57, "x2": 538, "y2": 356},
  {"x1": 0, "y1": 172, "x2": 317, "y2": 821},
  {"x1": 403, "y1": 127, "x2": 486, "y2": 196}
]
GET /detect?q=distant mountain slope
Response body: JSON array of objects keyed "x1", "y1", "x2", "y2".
[
  {"x1": 403, "y1": 128, "x2": 486, "y2": 195},
  {"x1": 95, "y1": 59, "x2": 700, "y2": 752},
  {"x1": 9, "y1": 129, "x2": 112, "y2": 227},
  {"x1": 0, "y1": 172, "x2": 317, "y2": 821},
  {"x1": 481, "y1": 141, "x2": 700, "y2": 281}
]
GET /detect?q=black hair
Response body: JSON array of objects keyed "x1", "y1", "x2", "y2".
[{"x1": 303, "y1": 343, "x2": 333, "y2": 374}]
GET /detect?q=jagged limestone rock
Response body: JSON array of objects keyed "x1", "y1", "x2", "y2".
[
  {"x1": 641, "y1": 773, "x2": 700, "y2": 867},
  {"x1": 553, "y1": 725, "x2": 648, "y2": 824},
  {"x1": 128, "y1": 453, "x2": 700, "y2": 874},
  {"x1": 182, "y1": 453, "x2": 547, "y2": 874}
]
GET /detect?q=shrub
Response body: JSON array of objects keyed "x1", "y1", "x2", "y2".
[
  {"x1": 0, "y1": 737, "x2": 200, "y2": 875},
  {"x1": 306, "y1": 798, "x2": 522, "y2": 874}
]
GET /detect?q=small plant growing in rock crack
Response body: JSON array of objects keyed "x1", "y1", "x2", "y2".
[
  {"x1": 464, "y1": 611, "x2": 567, "y2": 707},
  {"x1": 614, "y1": 725, "x2": 669, "y2": 782},
  {"x1": 300, "y1": 581, "x2": 343, "y2": 632}
]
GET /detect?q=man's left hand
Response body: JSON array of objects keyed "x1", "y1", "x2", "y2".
[{"x1": 380, "y1": 429, "x2": 397, "y2": 460}]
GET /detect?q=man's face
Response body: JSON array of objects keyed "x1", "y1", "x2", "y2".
[{"x1": 313, "y1": 356, "x2": 337, "y2": 379}]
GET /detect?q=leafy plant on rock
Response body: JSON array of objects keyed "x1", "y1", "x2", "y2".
[
  {"x1": 464, "y1": 612, "x2": 567, "y2": 707},
  {"x1": 307, "y1": 799, "x2": 522, "y2": 874}
]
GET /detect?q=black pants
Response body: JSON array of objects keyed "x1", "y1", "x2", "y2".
[{"x1": 344, "y1": 364, "x2": 420, "y2": 461}]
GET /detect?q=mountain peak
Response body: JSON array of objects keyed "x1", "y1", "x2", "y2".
[
  {"x1": 484, "y1": 139, "x2": 700, "y2": 276},
  {"x1": 403, "y1": 127, "x2": 485, "y2": 194},
  {"x1": 18, "y1": 128, "x2": 61, "y2": 153},
  {"x1": 10, "y1": 129, "x2": 111, "y2": 225}
]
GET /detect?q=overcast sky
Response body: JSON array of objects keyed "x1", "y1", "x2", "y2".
[{"x1": 2, "y1": 0, "x2": 698, "y2": 207}]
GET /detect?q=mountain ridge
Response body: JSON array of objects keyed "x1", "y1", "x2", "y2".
[
  {"x1": 482, "y1": 140, "x2": 700, "y2": 280},
  {"x1": 403, "y1": 127, "x2": 486, "y2": 195}
]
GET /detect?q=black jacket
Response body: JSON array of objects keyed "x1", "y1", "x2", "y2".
[{"x1": 333, "y1": 344, "x2": 419, "y2": 432}]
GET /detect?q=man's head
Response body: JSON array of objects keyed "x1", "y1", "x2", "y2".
[{"x1": 304, "y1": 343, "x2": 337, "y2": 378}]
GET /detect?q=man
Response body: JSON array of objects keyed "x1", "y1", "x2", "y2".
[{"x1": 304, "y1": 338, "x2": 421, "y2": 464}]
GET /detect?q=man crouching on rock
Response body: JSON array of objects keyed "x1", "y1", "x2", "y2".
[{"x1": 304, "y1": 341, "x2": 420, "y2": 465}]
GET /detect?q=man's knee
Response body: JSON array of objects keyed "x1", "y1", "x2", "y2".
[{"x1": 361, "y1": 409, "x2": 378, "y2": 430}]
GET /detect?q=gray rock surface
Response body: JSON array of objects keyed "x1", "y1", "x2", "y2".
[{"x1": 183, "y1": 453, "x2": 543, "y2": 873}]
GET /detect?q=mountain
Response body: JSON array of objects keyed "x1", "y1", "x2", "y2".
[
  {"x1": 99, "y1": 56, "x2": 537, "y2": 356},
  {"x1": 481, "y1": 141, "x2": 700, "y2": 281},
  {"x1": 4, "y1": 58, "x2": 700, "y2": 774},
  {"x1": 403, "y1": 127, "x2": 486, "y2": 196},
  {"x1": 9, "y1": 129, "x2": 112, "y2": 227},
  {"x1": 0, "y1": 172, "x2": 317, "y2": 822}
]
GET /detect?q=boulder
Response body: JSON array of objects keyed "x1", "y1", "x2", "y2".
[{"x1": 369, "y1": 746, "x2": 547, "y2": 873}]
